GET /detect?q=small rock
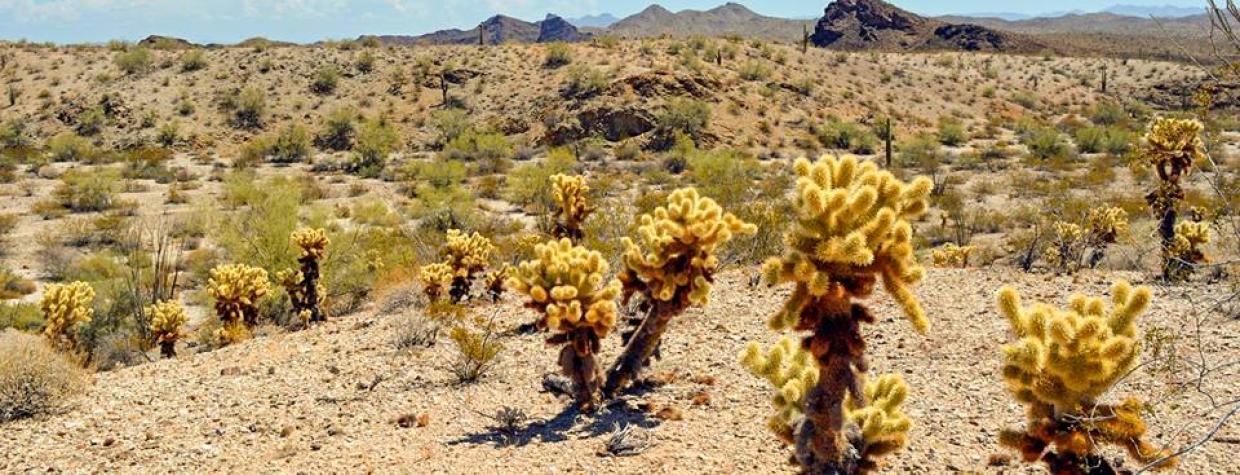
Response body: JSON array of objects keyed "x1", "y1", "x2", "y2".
[
  {"x1": 654, "y1": 406, "x2": 683, "y2": 421},
  {"x1": 220, "y1": 367, "x2": 241, "y2": 376}
]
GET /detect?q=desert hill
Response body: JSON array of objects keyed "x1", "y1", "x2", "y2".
[
  {"x1": 809, "y1": 0, "x2": 1044, "y2": 53},
  {"x1": 607, "y1": 3, "x2": 812, "y2": 42}
]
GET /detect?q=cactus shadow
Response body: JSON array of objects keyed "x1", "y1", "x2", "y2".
[{"x1": 449, "y1": 403, "x2": 661, "y2": 448}]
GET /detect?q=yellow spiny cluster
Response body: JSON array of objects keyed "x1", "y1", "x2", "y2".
[
  {"x1": 551, "y1": 174, "x2": 592, "y2": 235},
  {"x1": 1141, "y1": 117, "x2": 1204, "y2": 172},
  {"x1": 1085, "y1": 207, "x2": 1128, "y2": 243},
  {"x1": 998, "y1": 281, "x2": 1148, "y2": 412},
  {"x1": 419, "y1": 262, "x2": 453, "y2": 300},
  {"x1": 844, "y1": 374, "x2": 913, "y2": 461},
  {"x1": 442, "y1": 229, "x2": 495, "y2": 278},
  {"x1": 763, "y1": 155, "x2": 932, "y2": 332},
  {"x1": 1169, "y1": 221, "x2": 1210, "y2": 264},
  {"x1": 40, "y1": 281, "x2": 95, "y2": 350},
  {"x1": 509, "y1": 238, "x2": 621, "y2": 337},
  {"x1": 207, "y1": 263, "x2": 270, "y2": 343},
  {"x1": 291, "y1": 227, "x2": 330, "y2": 259},
  {"x1": 930, "y1": 243, "x2": 972, "y2": 268},
  {"x1": 484, "y1": 263, "x2": 513, "y2": 299},
  {"x1": 147, "y1": 299, "x2": 188, "y2": 345},
  {"x1": 739, "y1": 337, "x2": 819, "y2": 444},
  {"x1": 619, "y1": 187, "x2": 756, "y2": 306}
]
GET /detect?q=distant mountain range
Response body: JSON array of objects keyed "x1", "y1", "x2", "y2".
[
  {"x1": 567, "y1": 13, "x2": 621, "y2": 28},
  {"x1": 958, "y1": 5, "x2": 1204, "y2": 21}
]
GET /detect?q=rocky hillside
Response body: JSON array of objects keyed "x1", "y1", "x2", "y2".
[
  {"x1": 938, "y1": 11, "x2": 1212, "y2": 39},
  {"x1": 607, "y1": 3, "x2": 812, "y2": 42},
  {"x1": 809, "y1": 0, "x2": 1044, "y2": 52}
]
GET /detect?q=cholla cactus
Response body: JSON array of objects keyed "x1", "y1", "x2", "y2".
[
  {"x1": 509, "y1": 238, "x2": 621, "y2": 408},
  {"x1": 753, "y1": 155, "x2": 931, "y2": 473},
  {"x1": 40, "y1": 281, "x2": 95, "y2": 353},
  {"x1": 483, "y1": 263, "x2": 513, "y2": 303},
  {"x1": 1167, "y1": 221, "x2": 1210, "y2": 279},
  {"x1": 419, "y1": 262, "x2": 453, "y2": 302},
  {"x1": 1085, "y1": 207, "x2": 1128, "y2": 244},
  {"x1": 602, "y1": 187, "x2": 755, "y2": 396},
  {"x1": 207, "y1": 263, "x2": 271, "y2": 345},
  {"x1": 551, "y1": 174, "x2": 593, "y2": 241},
  {"x1": 1141, "y1": 118, "x2": 1205, "y2": 279},
  {"x1": 930, "y1": 243, "x2": 972, "y2": 268},
  {"x1": 286, "y1": 228, "x2": 329, "y2": 324},
  {"x1": 1044, "y1": 222, "x2": 1084, "y2": 274},
  {"x1": 997, "y1": 281, "x2": 1176, "y2": 473},
  {"x1": 441, "y1": 229, "x2": 496, "y2": 302},
  {"x1": 147, "y1": 299, "x2": 188, "y2": 358},
  {"x1": 741, "y1": 339, "x2": 914, "y2": 474}
]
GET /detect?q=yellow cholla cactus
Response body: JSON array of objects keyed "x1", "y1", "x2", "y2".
[
  {"x1": 1141, "y1": 117, "x2": 1204, "y2": 175},
  {"x1": 740, "y1": 337, "x2": 819, "y2": 443},
  {"x1": 996, "y1": 281, "x2": 1176, "y2": 471},
  {"x1": 551, "y1": 174, "x2": 593, "y2": 241},
  {"x1": 763, "y1": 155, "x2": 932, "y2": 333},
  {"x1": 147, "y1": 299, "x2": 188, "y2": 357},
  {"x1": 510, "y1": 239, "x2": 621, "y2": 338},
  {"x1": 419, "y1": 262, "x2": 453, "y2": 301},
  {"x1": 930, "y1": 243, "x2": 972, "y2": 268},
  {"x1": 619, "y1": 187, "x2": 756, "y2": 307},
  {"x1": 206, "y1": 263, "x2": 270, "y2": 344},
  {"x1": 1085, "y1": 207, "x2": 1128, "y2": 244},
  {"x1": 844, "y1": 374, "x2": 913, "y2": 467},
  {"x1": 483, "y1": 263, "x2": 513, "y2": 302},
  {"x1": 291, "y1": 227, "x2": 330, "y2": 259},
  {"x1": 1169, "y1": 220, "x2": 1210, "y2": 267},
  {"x1": 442, "y1": 229, "x2": 495, "y2": 278},
  {"x1": 40, "y1": 281, "x2": 95, "y2": 352}
]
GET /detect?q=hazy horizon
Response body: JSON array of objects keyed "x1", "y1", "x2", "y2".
[{"x1": 0, "y1": 0, "x2": 1207, "y2": 44}]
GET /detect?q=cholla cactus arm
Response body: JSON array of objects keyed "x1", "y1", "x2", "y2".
[
  {"x1": 207, "y1": 264, "x2": 270, "y2": 345},
  {"x1": 441, "y1": 229, "x2": 496, "y2": 302},
  {"x1": 846, "y1": 374, "x2": 912, "y2": 469},
  {"x1": 930, "y1": 243, "x2": 972, "y2": 268},
  {"x1": 147, "y1": 299, "x2": 188, "y2": 357},
  {"x1": 40, "y1": 281, "x2": 95, "y2": 352},
  {"x1": 419, "y1": 262, "x2": 454, "y2": 302},
  {"x1": 289, "y1": 228, "x2": 329, "y2": 323},
  {"x1": 483, "y1": 264, "x2": 513, "y2": 302},
  {"x1": 509, "y1": 238, "x2": 621, "y2": 409},
  {"x1": 995, "y1": 281, "x2": 1175, "y2": 472},
  {"x1": 740, "y1": 337, "x2": 819, "y2": 444},
  {"x1": 603, "y1": 187, "x2": 755, "y2": 397},
  {"x1": 748, "y1": 155, "x2": 931, "y2": 473},
  {"x1": 551, "y1": 174, "x2": 593, "y2": 242},
  {"x1": 1167, "y1": 221, "x2": 1210, "y2": 278}
]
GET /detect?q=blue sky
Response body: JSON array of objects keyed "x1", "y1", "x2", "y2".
[{"x1": 0, "y1": 0, "x2": 1207, "y2": 44}]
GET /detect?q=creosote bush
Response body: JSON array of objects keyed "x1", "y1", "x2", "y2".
[
  {"x1": 0, "y1": 330, "x2": 87, "y2": 423},
  {"x1": 996, "y1": 281, "x2": 1176, "y2": 473},
  {"x1": 510, "y1": 238, "x2": 621, "y2": 409},
  {"x1": 206, "y1": 263, "x2": 270, "y2": 345},
  {"x1": 603, "y1": 187, "x2": 754, "y2": 396},
  {"x1": 746, "y1": 154, "x2": 931, "y2": 473}
]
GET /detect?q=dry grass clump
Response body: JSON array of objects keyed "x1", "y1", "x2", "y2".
[{"x1": 0, "y1": 330, "x2": 87, "y2": 422}]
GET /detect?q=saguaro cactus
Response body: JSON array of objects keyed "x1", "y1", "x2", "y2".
[
  {"x1": 207, "y1": 263, "x2": 271, "y2": 345},
  {"x1": 1141, "y1": 117, "x2": 1204, "y2": 279},
  {"x1": 40, "y1": 281, "x2": 95, "y2": 353},
  {"x1": 602, "y1": 187, "x2": 755, "y2": 396},
  {"x1": 996, "y1": 281, "x2": 1177, "y2": 474},
  {"x1": 282, "y1": 228, "x2": 329, "y2": 324},
  {"x1": 550, "y1": 174, "x2": 593, "y2": 242},
  {"x1": 147, "y1": 299, "x2": 188, "y2": 357},
  {"x1": 509, "y1": 239, "x2": 621, "y2": 409},
  {"x1": 749, "y1": 154, "x2": 931, "y2": 473}
]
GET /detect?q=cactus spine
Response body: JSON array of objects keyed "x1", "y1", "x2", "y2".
[
  {"x1": 996, "y1": 281, "x2": 1177, "y2": 473},
  {"x1": 550, "y1": 174, "x2": 593, "y2": 242},
  {"x1": 602, "y1": 187, "x2": 755, "y2": 397},
  {"x1": 207, "y1": 263, "x2": 271, "y2": 345},
  {"x1": 750, "y1": 154, "x2": 931, "y2": 473},
  {"x1": 147, "y1": 299, "x2": 188, "y2": 357},
  {"x1": 1141, "y1": 117, "x2": 1204, "y2": 279},
  {"x1": 39, "y1": 281, "x2": 95, "y2": 353},
  {"x1": 282, "y1": 228, "x2": 329, "y2": 324},
  {"x1": 509, "y1": 239, "x2": 621, "y2": 409}
]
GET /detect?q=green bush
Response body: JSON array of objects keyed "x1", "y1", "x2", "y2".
[
  {"x1": 0, "y1": 303, "x2": 42, "y2": 332},
  {"x1": 564, "y1": 65, "x2": 610, "y2": 97},
  {"x1": 430, "y1": 108, "x2": 469, "y2": 146},
  {"x1": 937, "y1": 117, "x2": 968, "y2": 146},
  {"x1": 310, "y1": 67, "x2": 341, "y2": 95},
  {"x1": 75, "y1": 107, "x2": 105, "y2": 136},
  {"x1": 658, "y1": 98, "x2": 710, "y2": 141},
  {"x1": 898, "y1": 133, "x2": 941, "y2": 169},
  {"x1": 1022, "y1": 127, "x2": 1072, "y2": 160},
  {"x1": 0, "y1": 330, "x2": 87, "y2": 422},
  {"x1": 814, "y1": 119, "x2": 878, "y2": 153},
  {"x1": 544, "y1": 42, "x2": 572, "y2": 69},
  {"x1": 356, "y1": 51, "x2": 376, "y2": 74},
  {"x1": 156, "y1": 121, "x2": 179, "y2": 147},
  {"x1": 46, "y1": 132, "x2": 96, "y2": 162},
  {"x1": 317, "y1": 107, "x2": 356, "y2": 151},
  {"x1": 0, "y1": 267, "x2": 36, "y2": 300},
  {"x1": 114, "y1": 47, "x2": 152, "y2": 75},
  {"x1": 1090, "y1": 100, "x2": 1127, "y2": 126},
  {"x1": 267, "y1": 124, "x2": 311, "y2": 163},
  {"x1": 352, "y1": 117, "x2": 399, "y2": 177},
  {"x1": 442, "y1": 129, "x2": 512, "y2": 165},
  {"x1": 233, "y1": 87, "x2": 266, "y2": 129},
  {"x1": 738, "y1": 60, "x2": 771, "y2": 81},
  {"x1": 504, "y1": 148, "x2": 576, "y2": 210},
  {"x1": 53, "y1": 168, "x2": 120, "y2": 212},
  {"x1": 687, "y1": 148, "x2": 760, "y2": 209},
  {"x1": 179, "y1": 49, "x2": 208, "y2": 72}
]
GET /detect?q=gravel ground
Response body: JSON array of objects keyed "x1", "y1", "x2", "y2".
[{"x1": 2, "y1": 268, "x2": 1237, "y2": 474}]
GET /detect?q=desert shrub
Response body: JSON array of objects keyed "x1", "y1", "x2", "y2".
[
  {"x1": 0, "y1": 268, "x2": 36, "y2": 300},
  {"x1": 686, "y1": 148, "x2": 760, "y2": 209},
  {"x1": 898, "y1": 133, "x2": 942, "y2": 168},
  {"x1": 937, "y1": 117, "x2": 968, "y2": 146},
  {"x1": 393, "y1": 311, "x2": 439, "y2": 349},
  {"x1": 267, "y1": 124, "x2": 311, "y2": 164},
  {"x1": 448, "y1": 318, "x2": 503, "y2": 383},
  {"x1": 351, "y1": 117, "x2": 399, "y2": 177},
  {"x1": 233, "y1": 87, "x2": 266, "y2": 129},
  {"x1": 657, "y1": 98, "x2": 710, "y2": 142},
  {"x1": 563, "y1": 65, "x2": 610, "y2": 97},
  {"x1": 114, "y1": 47, "x2": 152, "y2": 75},
  {"x1": 442, "y1": 129, "x2": 512, "y2": 166},
  {"x1": 0, "y1": 303, "x2": 42, "y2": 331},
  {"x1": 53, "y1": 168, "x2": 120, "y2": 213},
  {"x1": 1022, "y1": 126, "x2": 1072, "y2": 161},
  {"x1": 0, "y1": 330, "x2": 87, "y2": 422},
  {"x1": 310, "y1": 66, "x2": 341, "y2": 95},
  {"x1": 544, "y1": 42, "x2": 572, "y2": 68},
  {"x1": 1090, "y1": 100, "x2": 1127, "y2": 126},
  {"x1": 317, "y1": 107, "x2": 356, "y2": 151},
  {"x1": 1010, "y1": 90, "x2": 1039, "y2": 109},
  {"x1": 504, "y1": 148, "x2": 577, "y2": 210},
  {"x1": 430, "y1": 108, "x2": 469, "y2": 146},
  {"x1": 179, "y1": 49, "x2": 208, "y2": 72},
  {"x1": 46, "y1": 132, "x2": 95, "y2": 162},
  {"x1": 156, "y1": 121, "x2": 179, "y2": 147},
  {"x1": 738, "y1": 60, "x2": 771, "y2": 81},
  {"x1": 814, "y1": 118, "x2": 878, "y2": 153},
  {"x1": 355, "y1": 51, "x2": 376, "y2": 74},
  {"x1": 75, "y1": 107, "x2": 105, "y2": 136}
]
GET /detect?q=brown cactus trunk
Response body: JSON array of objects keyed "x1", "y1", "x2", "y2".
[
  {"x1": 298, "y1": 255, "x2": 324, "y2": 323},
  {"x1": 1157, "y1": 205, "x2": 1177, "y2": 280},
  {"x1": 559, "y1": 329, "x2": 602, "y2": 410},
  {"x1": 159, "y1": 340, "x2": 176, "y2": 358},
  {"x1": 602, "y1": 298, "x2": 687, "y2": 397}
]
